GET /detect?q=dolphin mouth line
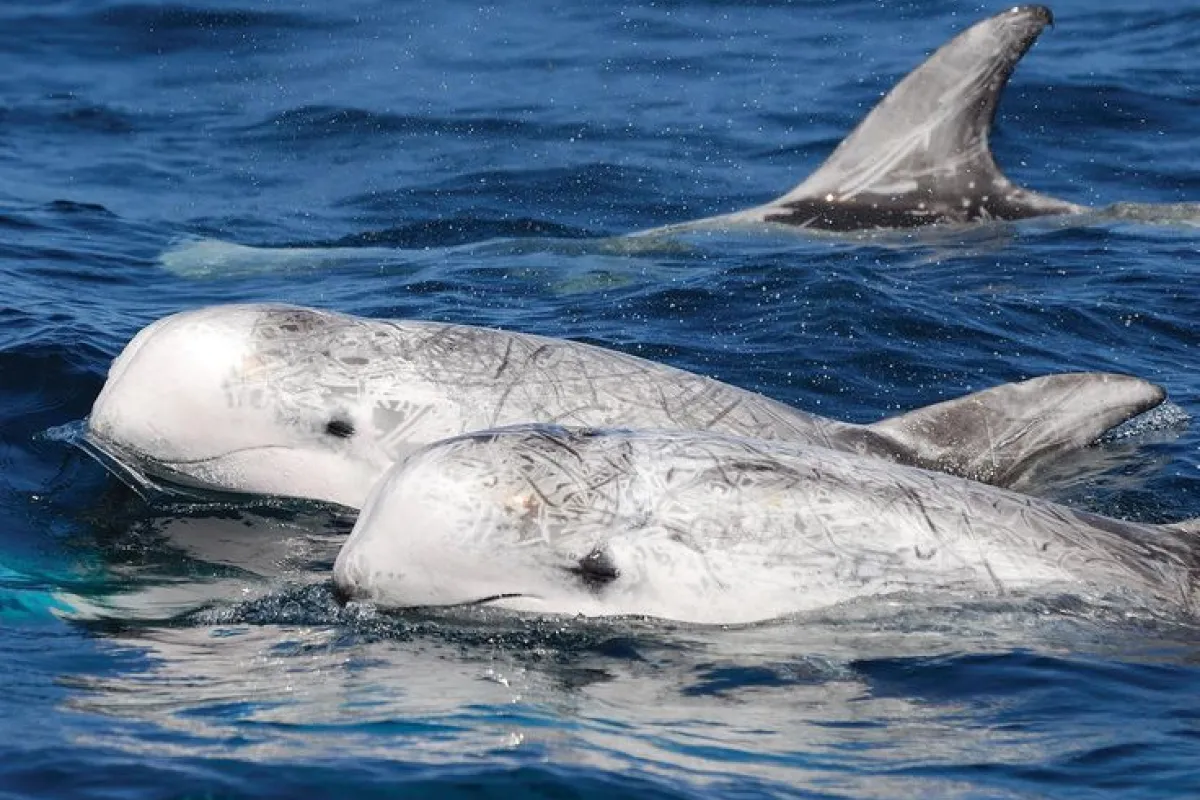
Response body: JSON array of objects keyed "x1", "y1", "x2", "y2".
[
  {"x1": 331, "y1": 592, "x2": 542, "y2": 612},
  {"x1": 83, "y1": 426, "x2": 302, "y2": 469},
  {"x1": 155, "y1": 444, "x2": 299, "y2": 467},
  {"x1": 76, "y1": 430, "x2": 172, "y2": 499},
  {"x1": 79, "y1": 428, "x2": 293, "y2": 501},
  {"x1": 454, "y1": 593, "x2": 537, "y2": 608},
  {"x1": 84, "y1": 419, "x2": 304, "y2": 468}
]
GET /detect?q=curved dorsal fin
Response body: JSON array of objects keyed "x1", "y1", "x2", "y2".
[
  {"x1": 863, "y1": 373, "x2": 1166, "y2": 488},
  {"x1": 758, "y1": 5, "x2": 1083, "y2": 229}
]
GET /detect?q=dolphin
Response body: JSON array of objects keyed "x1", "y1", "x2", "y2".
[
  {"x1": 668, "y1": 5, "x2": 1084, "y2": 233},
  {"x1": 85, "y1": 303, "x2": 1166, "y2": 509},
  {"x1": 154, "y1": 6, "x2": 1200, "y2": 280},
  {"x1": 332, "y1": 425, "x2": 1200, "y2": 625}
]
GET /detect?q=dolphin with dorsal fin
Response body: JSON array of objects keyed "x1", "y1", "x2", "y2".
[
  {"x1": 152, "y1": 6, "x2": 1198, "y2": 279},
  {"x1": 84, "y1": 304, "x2": 1167, "y2": 508},
  {"x1": 676, "y1": 5, "x2": 1085, "y2": 232},
  {"x1": 332, "y1": 425, "x2": 1200, "y2": 624}
]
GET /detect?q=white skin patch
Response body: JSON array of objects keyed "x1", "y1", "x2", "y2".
[
  {"x1": 90, "y1": 307, "x2": 1158, "y2": 508},
  {"x1": 335, "y1": 427, "x2": 1197, "y2": 624}
]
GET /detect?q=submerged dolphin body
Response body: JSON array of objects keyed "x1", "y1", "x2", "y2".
[
  {"x1": 658, "y1": 5, "x2": 1084, "y2": 233},
  {"x1": 332, "y1": 425, "x2": 1200, "y2": 625},
  {"x1": 154, "y1": 6, "x2": 1200, "y2": 281},
  {"x1": 85, "y1": 304, "x2": 1165, "y2": 508}
]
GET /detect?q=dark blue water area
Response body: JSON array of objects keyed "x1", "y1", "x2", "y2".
[{"x1": 1, "y1": 0, "x2": 1199, "y2": 797}]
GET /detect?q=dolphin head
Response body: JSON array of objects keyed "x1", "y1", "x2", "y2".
[
  {"x1": 86, "y1": 304, "x2": 394, "y2": 508},
  {"x1": 332, "y1": 426, "x2": 653, "y2": 616},
  {"x1": 332, "y1": 425, "x2": 804, "y2": 623}
]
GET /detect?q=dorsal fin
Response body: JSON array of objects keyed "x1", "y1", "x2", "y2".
[
  {"x1": 862, "y1": 373, "x2": 1166, "y2": 488},
  {"x1": 757, "y1": 5, "x2": 1083, "y2": 229}
]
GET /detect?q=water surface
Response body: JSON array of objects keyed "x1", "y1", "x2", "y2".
[{"x1": 1, "y1": 1, "x2": 1198, "y2": 797}]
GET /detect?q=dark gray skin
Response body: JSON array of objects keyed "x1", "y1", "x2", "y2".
[{"x1": 663, "y1": 5, "x2": 1084, "y2": 233}]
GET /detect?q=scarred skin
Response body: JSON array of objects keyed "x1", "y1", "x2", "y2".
[
  {"x1": 333, "y1": 425, "x2": 1200, "y2": 625},
  {"x1": 86, "y1": 304, "x2": 1165, "y2": 508}
]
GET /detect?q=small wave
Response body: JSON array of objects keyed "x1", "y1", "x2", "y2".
[
  {"x1": 94, "y1": 3, "x2": 325, "y2": 32},
  {"x1": 0, "y1": 563, "x2": 81, "y2": 622},
  {"x1": 0, "y1": 212, "x2": 41, "y2": 232},
  {"x1": 237, "y1": 106, "x2": 575, "y2": 145},
  {"x1": 0, "y1": 98, "x2": 141, "y2": 136},
  {"x1": 1101, "y1": 401, "x2": 1192, "y2": 442},
  {"x1": 90, "y1": 4, "x2": 335, "y2": 56},
  {"x1": 45, "y1": 199, "x2": 116, "y2": 217}
]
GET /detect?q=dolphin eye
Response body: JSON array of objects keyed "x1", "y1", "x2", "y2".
[
  {"x1": 325, "y1": 418, "x2": 355, "y2": 438},
  {"x1": 566, "y1": 548, "x2": 619, "y2": 590}
]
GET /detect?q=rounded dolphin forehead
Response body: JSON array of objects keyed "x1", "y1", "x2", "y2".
[
  {"x1": 215, "y1": 307, "x2": 407, "y2": 414},
  {"x1": 239, "y1": 307, "x2": 488, "y2": 386},
  {"x1": 102, "y1": 305, "x2": 262, "y2": 392},
  {"x1": 379, "y1": 428, "x2": 639, "y2": 536},
  {"x1": 245, "y1": 307, "x2": 389, "y2": 371},
  {"x1": 97, "y1": 306, "x2": 384, "y2": 432}
]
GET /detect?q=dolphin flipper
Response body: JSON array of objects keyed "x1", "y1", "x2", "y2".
[
  {"x1": 730, "y1": 5, "x2": 1084, "y2": 230},
  {"x1": 861, "y1": 373, "x2": 1167, "y2": 488}
]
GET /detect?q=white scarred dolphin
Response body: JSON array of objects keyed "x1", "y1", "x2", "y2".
[
  {"x1": 332, "y1": 425, "x2": 1200, "y2": 625},
  {"x1": 86, "y1": 304, "x2": 1165, "y2": 509}
]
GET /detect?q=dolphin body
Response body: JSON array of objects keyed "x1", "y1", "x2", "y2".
[
  {"x1": 332, "y1": 425, "x2": 1200, "y2": 625},
  {"x1": 657, "y1": 5, "x2": 1084, "y2": 233},
  {"x1": 153, "y1": 6, "x2": 1200, "y2": 281},
  {"x1": 85, "y1": 304, "x2": 1165, "y2": 508}
]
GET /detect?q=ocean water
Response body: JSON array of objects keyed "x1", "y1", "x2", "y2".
[{"x1": 1, "y1": 0, "x2": 1199, "y2": 797}]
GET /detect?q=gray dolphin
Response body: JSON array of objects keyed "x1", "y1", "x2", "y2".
[
  {"x1": 333, "y1": 425, "x2": 1200, "y2": 624},
  {"x1": 154, "y1": 6, "x2": 1198, "y2": 280},
  {"x1": 85, "y1": 303, "x2": 1166, "y2": 508},
  {"x1": 674, "y1": 5, "x2": 1083, "y2": 232}
]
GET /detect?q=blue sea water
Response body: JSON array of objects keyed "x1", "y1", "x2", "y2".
[{"x1": 1, "y1": 0, "x2": 1199, "y2": 797}]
